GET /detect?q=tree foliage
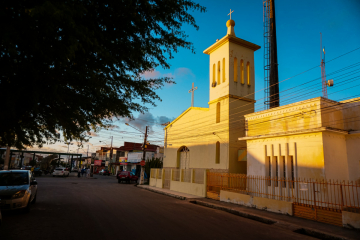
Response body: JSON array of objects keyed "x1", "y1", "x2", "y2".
[
  {"x1": 0, "y1": 0, "x2": 205, "y2": 149},
  {"x1": 144, "y1": 157, "x2": 163, "y2": 180}
]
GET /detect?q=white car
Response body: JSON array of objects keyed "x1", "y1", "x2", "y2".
[
  {"x1": 52, "y1": 168, "x2": 69, "y2": 177},
  {"x1": 0, "y1": 170, "x2": 38, "y2": 212}
]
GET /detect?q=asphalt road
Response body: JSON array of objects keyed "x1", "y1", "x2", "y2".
[{"x1": 0, "y1": 174, "x2": 317, "y2": 240}]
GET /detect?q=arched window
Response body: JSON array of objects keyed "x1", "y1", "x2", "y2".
[
  {"x1": 247, "y1": 61, "x2": 250, "y2": 85},
  {"x1": 216, "y1": 102, "x2": 220, "y2": 123},
  {"x1": 212, "y1": 64, "x2": 216, "y2": 87},
  {"x1": 233, "y1": 57, "x2": 238, "y2": 82},
  {"x1": 215, "y1": 141, "x2": 220, "y2": 164},
  {"x1": 240, "y1": 59, "x2": 244, "y2": 84},
  {"x1": 177, "y1": 146, "x2": 190, "y2": 169},
  {"x1": 222, "y1": 58, "x2": 225, "y2": 83},
  {"x1": 217, "y1": 61, "x2": 221, "y2": 84}
]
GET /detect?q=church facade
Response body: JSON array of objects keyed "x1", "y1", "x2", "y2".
[{"x1": 163, "y1": 19, "x2": 260, "y2": 174}]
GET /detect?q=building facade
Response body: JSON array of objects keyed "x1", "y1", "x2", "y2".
[
  {"x1": 240, "y1": 97, "x2": 360, "y2": 182},
  {"x1": 163, "y1": 19, "x2": 260, "y2": 174}
]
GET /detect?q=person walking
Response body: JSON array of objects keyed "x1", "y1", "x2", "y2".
[
  {"x1": 86, "y1": 168, "x2": 90, "y2": 178},
  {"x1": 77, "y1": 168, "x2": 81, "y2": 178},
  {"x1": 81, "y1": 168, "x2": 85, "y2": 177}
]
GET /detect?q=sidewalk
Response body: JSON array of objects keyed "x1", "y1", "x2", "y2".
[
  {"x1": 138, "y1": 185, "x2": 359, "y2": 240},
  {"x1": 137, "y1": 185, "x2": 204, "y2": 200}
]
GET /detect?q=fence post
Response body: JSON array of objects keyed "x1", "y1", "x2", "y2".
[{"x1": 340, "y1": 184, "x2": 344, "y2": 210}]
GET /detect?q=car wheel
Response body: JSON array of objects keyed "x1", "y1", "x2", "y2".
[
  {"x1": 63, "y1": 174, "x2": 65, "y2": 178},
  {"x1": 118, "y1": 179, "x2": 121, "y2": 183},
  {"x1": 32, "y1": 194, "x2": 37, "y2": 204}
]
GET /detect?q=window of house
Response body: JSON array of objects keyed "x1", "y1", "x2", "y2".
[
  {"x1": 212, "y1": 64, "x2": 216, "y2": 87},
  {"x1": 234, "y1": 57, "x2": 238, "y2": 82},
  {"x1": 216, "y1": 102, "x2": 220, "y2": 123},
  {"x1": 282, "y1": 156, "x2": 286, "y2": 188},
  {"x1": 275, "y1": 156, "x2": 278, "y2": 187},
  {"x1": 215, "y1": 141, "x2": 220, "y2": 164},
  {"x1": 290, "y1": 156, "x2": 295, "y2": 188},
  {"x1": 240, "y1": 59, "x2": 244, "y2": 84},
  {"x1": 247, "y1": 61, "x2": 250, "y2": 85},
  {"x1": 222, "y1": 58, "x2": 225, "y2": 83},
  {"x1": 267, "y1": 156, "x2": 271, "y2": 186},
  {"x1": 217, "y1": 61, "x2": 221, "y2": 84}
]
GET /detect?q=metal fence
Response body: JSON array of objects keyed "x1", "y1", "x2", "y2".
[
  {"x1": 207, "y1": 173, "x2": 360, "y2": 212},
  {"x1": 172, "y1": 169, "x2": 180, "y2": 181},
  {"x1": 193, "y1": 169, "x2": 205, "y2": 184},
  {"x1": 182, "y1": 169, "x2": 191, "y2": 183}
]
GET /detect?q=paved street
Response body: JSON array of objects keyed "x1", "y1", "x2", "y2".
[{"x1": 0, "y1": 174, "x2": 317, "y2": 240}]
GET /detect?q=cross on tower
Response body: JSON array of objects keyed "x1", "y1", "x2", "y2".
[
  {"x1": 228, "y1": 9, "x2": 234, "y2": 20},
  {"x1": 188, "y1": 82, "x2": 198, "y2": 107}
]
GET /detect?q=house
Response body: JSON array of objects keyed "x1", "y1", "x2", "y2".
[{"x1": 239, "y1": 96, "x2": 360, "y2": 182}]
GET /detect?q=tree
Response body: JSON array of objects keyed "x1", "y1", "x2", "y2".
[{"x1": 0, "y1": 0, "x2": 206, "y2": 149}]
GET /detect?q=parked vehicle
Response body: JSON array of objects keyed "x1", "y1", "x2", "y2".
[
  {"x1": 0, "y1": 170, "x2": 38, "y2": 212},
  {"x1": 33, "y1": 168, "x2": 42, "y2": 176},
  {"x1": 52, "y1": 168, "x2": 69, "y2": 177},
  {"x1": 117, "y1": 171, "x2": 138, "y2": 183},
  {"x1": 99, "y1": 169, "x2": 110, "y2": 176}
]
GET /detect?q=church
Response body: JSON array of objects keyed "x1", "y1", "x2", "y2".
[{"x1": 163, "y1": 18, "x2": 260, "y2": 174}]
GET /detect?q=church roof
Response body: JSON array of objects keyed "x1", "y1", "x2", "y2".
[
  {"x1": 203, "y1": 34, "x2": 261, "y2": 55},
  {"x1": 164, "y1": 107, "x2": 209, "y2": 129}
]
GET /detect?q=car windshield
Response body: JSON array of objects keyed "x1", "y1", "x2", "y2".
[
  {"x1": 0, "y1": 172, "x2": 29, "y2": 186},
  {"x1": 55, "y1": 168, "x2": 64, "y2": 171}
]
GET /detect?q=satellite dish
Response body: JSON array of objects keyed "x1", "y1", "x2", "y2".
[{"x1": 327, "y1": 79, "x2": 334, "y2": 87}]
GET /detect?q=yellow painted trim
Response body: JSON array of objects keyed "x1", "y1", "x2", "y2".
[
  {"x1": 239, "y1": 127, "x2": 348, "y2": 141},
  {"x1": 208, "y1": 94, "x2": 256, "y2": 105},
  {"x1": 244, "y1": 97, "x2": 334, "y2": 118},
  {"x1": 340, "y1": 96, "x2": 360, "y2": 103},
  {"x1": 203, "y1": 35, "x2": 261, "y2": 55},
  {"x1": 164, "y1": 107, "x2": 209, "y2": 129}
]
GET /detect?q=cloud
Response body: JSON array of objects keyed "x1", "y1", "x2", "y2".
[
  {"x1": 174, "y1": 68, "x2": 195, "y2": 79},
  {"x1": 141, "y1": 68, "x2": 195, "y2": 87},
  {"x1": 141, "y1": 69, "x2": 161, "y2": 79},
  {"x1": 118, "y1": 113, "x2": 175, "y2": 134}
]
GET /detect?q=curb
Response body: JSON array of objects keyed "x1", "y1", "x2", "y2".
[
  {"x1": 136, "y1": 185, "x2": 187, "y2": 200},
  {"x1": 190, "y1": 200, "x2": 348, "y2": 240}
]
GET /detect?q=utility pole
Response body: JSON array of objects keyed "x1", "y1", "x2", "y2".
[{"x1": 140, "y1": 126, "x2": 148, "y2": 185}]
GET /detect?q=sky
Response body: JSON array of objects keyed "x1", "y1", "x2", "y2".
[{"x1": 29, "y1": 0, "x2": 360, "y2": 156}]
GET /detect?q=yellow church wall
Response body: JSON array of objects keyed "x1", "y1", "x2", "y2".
[
  {"x1": 246, "y1": 133, "x2": 325, "y2": 180},
  {"x1": 164, "y1": 99, "x2": 231, "y2": 170},
  {"x1": 228, "y1": 44, "x2": 255, "y2": 99},
  {"x1": 228, "y1": 98, "x2": 254, "y2": 173},
  {"x1": 245, "y1": 98, "x2": 323, "y2": 137},
  {"x1": 345, "y1": 133, "x2": 360, "y2": 183},
  {"x1": 209, "y1": 42, "x2": 230, "y2": 101},
  {"x1": 341, "y1": 97, "x2": 360, "y2": 131},
  {"x1": 322, "y1": 132, "x2": 349, "y2": 180},
  {"x1": 320, "y1": 100, "x2": 345, "y2": 130}
]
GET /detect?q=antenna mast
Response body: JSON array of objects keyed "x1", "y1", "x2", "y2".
[
  {"x1": 263, "y1": 0, "x2": 279, "y2": 109},
  {"x1": 320, "y1": 33, "x2": 328, "y2": 98}
]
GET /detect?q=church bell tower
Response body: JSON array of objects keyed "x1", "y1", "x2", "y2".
[{"x1": 203, "y1": 18, "x2": 261, "y2": 103}]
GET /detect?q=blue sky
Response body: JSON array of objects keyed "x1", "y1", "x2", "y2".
[{"x1": 32, "y1": 0, "x2": 360, "y2": 154}]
